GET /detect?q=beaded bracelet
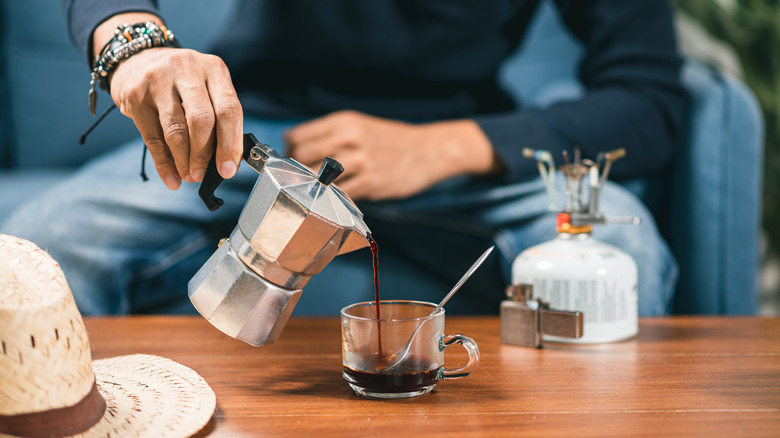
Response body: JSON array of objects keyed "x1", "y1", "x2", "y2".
[{"x1": 88, "y1": 21, "x2": 180, "y2": 116}]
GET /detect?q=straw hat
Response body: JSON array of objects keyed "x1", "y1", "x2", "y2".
[{"x1": 0, "y1": 234, "x2": 216, "y2": 437}]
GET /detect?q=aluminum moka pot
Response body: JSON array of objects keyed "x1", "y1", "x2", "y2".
[{"x1": 188, "y1": 133, "x2": 371, "y2": 346}]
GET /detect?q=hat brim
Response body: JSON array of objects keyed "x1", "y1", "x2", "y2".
[{"x1": 72, "y1": 354, "x2": 216, "y2": 438}]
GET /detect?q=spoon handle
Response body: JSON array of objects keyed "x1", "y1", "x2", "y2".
[{"x1": 430, "y1": 246, "x2": 494, "y2": 316}]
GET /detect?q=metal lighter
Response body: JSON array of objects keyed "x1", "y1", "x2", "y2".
[{"x1": 500, "y1": 284, "x2": 584, "y2": 348}]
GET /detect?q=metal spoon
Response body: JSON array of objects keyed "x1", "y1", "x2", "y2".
[{"x1": 375, "y1": 245, "x2": 495, "y2": 373}]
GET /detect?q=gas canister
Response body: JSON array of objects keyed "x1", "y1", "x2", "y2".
[{"x1": 509, "y1": 148, "x2": 639, "y2": 344}]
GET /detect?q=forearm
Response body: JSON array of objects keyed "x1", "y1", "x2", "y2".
[
  {"x1": 475, "y1": 0, "x2": 686, "y2": 182},
  {"x1": 474, "y1": 85, "x2": 686, "y2": 182}
]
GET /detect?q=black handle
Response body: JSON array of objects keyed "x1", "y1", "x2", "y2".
[
  {"x1": 198, "y1": 152, "x2": 224, "y2": 211},
  {"x1": 317, "y1": 157, "x2": 344, "y2": 185},
  {"x1": 198, "y1": 134, "x2": 259, "y2": 211}
]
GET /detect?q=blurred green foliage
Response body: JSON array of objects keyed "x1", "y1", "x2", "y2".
[{"x1": 672, "y1": 0, "x2": 779, "y2": 255}]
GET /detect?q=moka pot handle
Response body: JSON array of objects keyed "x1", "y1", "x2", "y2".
[{"x1": 198, "y1": 133, "x2": 262, "y2": 211}]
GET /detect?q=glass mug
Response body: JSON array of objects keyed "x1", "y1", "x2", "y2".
[{"x1": 340, "y1": 300, "x2": 480, "y2": 399}]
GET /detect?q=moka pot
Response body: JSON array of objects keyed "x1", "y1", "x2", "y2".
[{"x1": 188, "y1": 133, "x2": 371, "y2": 346}]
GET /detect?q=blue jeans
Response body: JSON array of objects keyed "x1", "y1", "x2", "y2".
[{"x1": 1, "y1": 117, "x2": 677, "y2": 316}]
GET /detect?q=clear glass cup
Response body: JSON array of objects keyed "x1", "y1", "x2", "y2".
[{"x1": 340, "y1": 300, "x2": 480, "y2": 399}]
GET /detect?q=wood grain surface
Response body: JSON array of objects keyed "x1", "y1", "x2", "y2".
[{"x1": 84, "y1": 316, "x2": 780, "y2": 437}]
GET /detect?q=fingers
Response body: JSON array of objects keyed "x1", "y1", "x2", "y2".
[
  {"x1": 157, "y1": 90, "x2": 192, "y2": 182},
  {"x1": 285, "y1": 115, "x2": 333, "y2": 148},
  {"x1": 293, "y1": 136, "x2": 357, "y2": 169},
  {"x1": 133, "y1": 108, "x2": 181, "y2": 190},
  {"x1": 179, "y1": 80, "x2": 216, "y2": 182},
  {"x1": 332, "y1": 171, "x2": 375, "y2": 201},
  {"x1": 286, "y1": 113, "x2": 360, "y2": 167},
  {"x1": 111, "y1": 49, "x2": 243, "y2": 189},
  {"x1": 206, "y1": 57, "x2": 243, "y2": 179}
]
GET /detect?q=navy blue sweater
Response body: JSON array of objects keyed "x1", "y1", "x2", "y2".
[{"x1": 62, "y1": 0, "x2": 686, "y2": 181}]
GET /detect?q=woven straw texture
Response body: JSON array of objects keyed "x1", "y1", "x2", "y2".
[
  {"x1": 1, "y1": 234, "x2": 216, "y2": 437},
  {"x1": 72, "y1": 354, "x2": 216, "y2": 438},
  {"x1": 0, "y1": 234, "x2": 95, "y2": 415}
]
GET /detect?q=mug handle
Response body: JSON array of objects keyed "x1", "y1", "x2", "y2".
[{"x1": 439, "y1": 333, "x2": 480, "y2": 379}]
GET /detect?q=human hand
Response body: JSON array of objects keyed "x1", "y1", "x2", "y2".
[
  {"x1": 284, "y1": 110, "x2": 499, "y2": 201},
  {"x1": 94, "y1": 14, "x2": 243, "y2": 190}
]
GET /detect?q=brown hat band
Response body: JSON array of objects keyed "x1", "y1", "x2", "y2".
[{"x1": 0, "y1": 380, "x2": 106, "y2": 437}]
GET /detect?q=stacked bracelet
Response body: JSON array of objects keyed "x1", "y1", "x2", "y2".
[{"x1": 88, "y1": 21, "x2": 180, "y2": 116}]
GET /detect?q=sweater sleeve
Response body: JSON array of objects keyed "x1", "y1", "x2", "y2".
[
  {"x1": 474, "y1": 0, "x2": 687, "y2": 181},
  {"x1": 61, "y1": 0, "x2": 161, "y2": 64}
]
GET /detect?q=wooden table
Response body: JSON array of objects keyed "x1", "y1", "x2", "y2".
[{"x1": 84, "y1": 316, "x2": 780, "y2": 437}]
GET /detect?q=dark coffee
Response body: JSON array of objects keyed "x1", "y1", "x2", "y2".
[{"x1": 343, "y1": 355, "x2": 440, "y2": 393}]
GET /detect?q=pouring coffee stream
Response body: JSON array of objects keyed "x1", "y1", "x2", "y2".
[{"x1": 374, "y1": 246, "x2": 495, "y2": 373}]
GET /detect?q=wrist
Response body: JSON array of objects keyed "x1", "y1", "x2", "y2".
[
  {"x1": 88, "y1": 18, "x2": 179, "y2": 116},
  {"x1": 92, "y1": 13, "x2": 162, "y2": 60},
  {"x1": 425, "y1": 120, "x2": 503, "y2": 179}
]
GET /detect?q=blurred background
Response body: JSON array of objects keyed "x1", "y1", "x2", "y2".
[
  {"x1": 672, "y1": 0, "x2": 780, "y2": 315},
  {"x1": 0, "y1": 0, "x2": 776, "y2": 315}
]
